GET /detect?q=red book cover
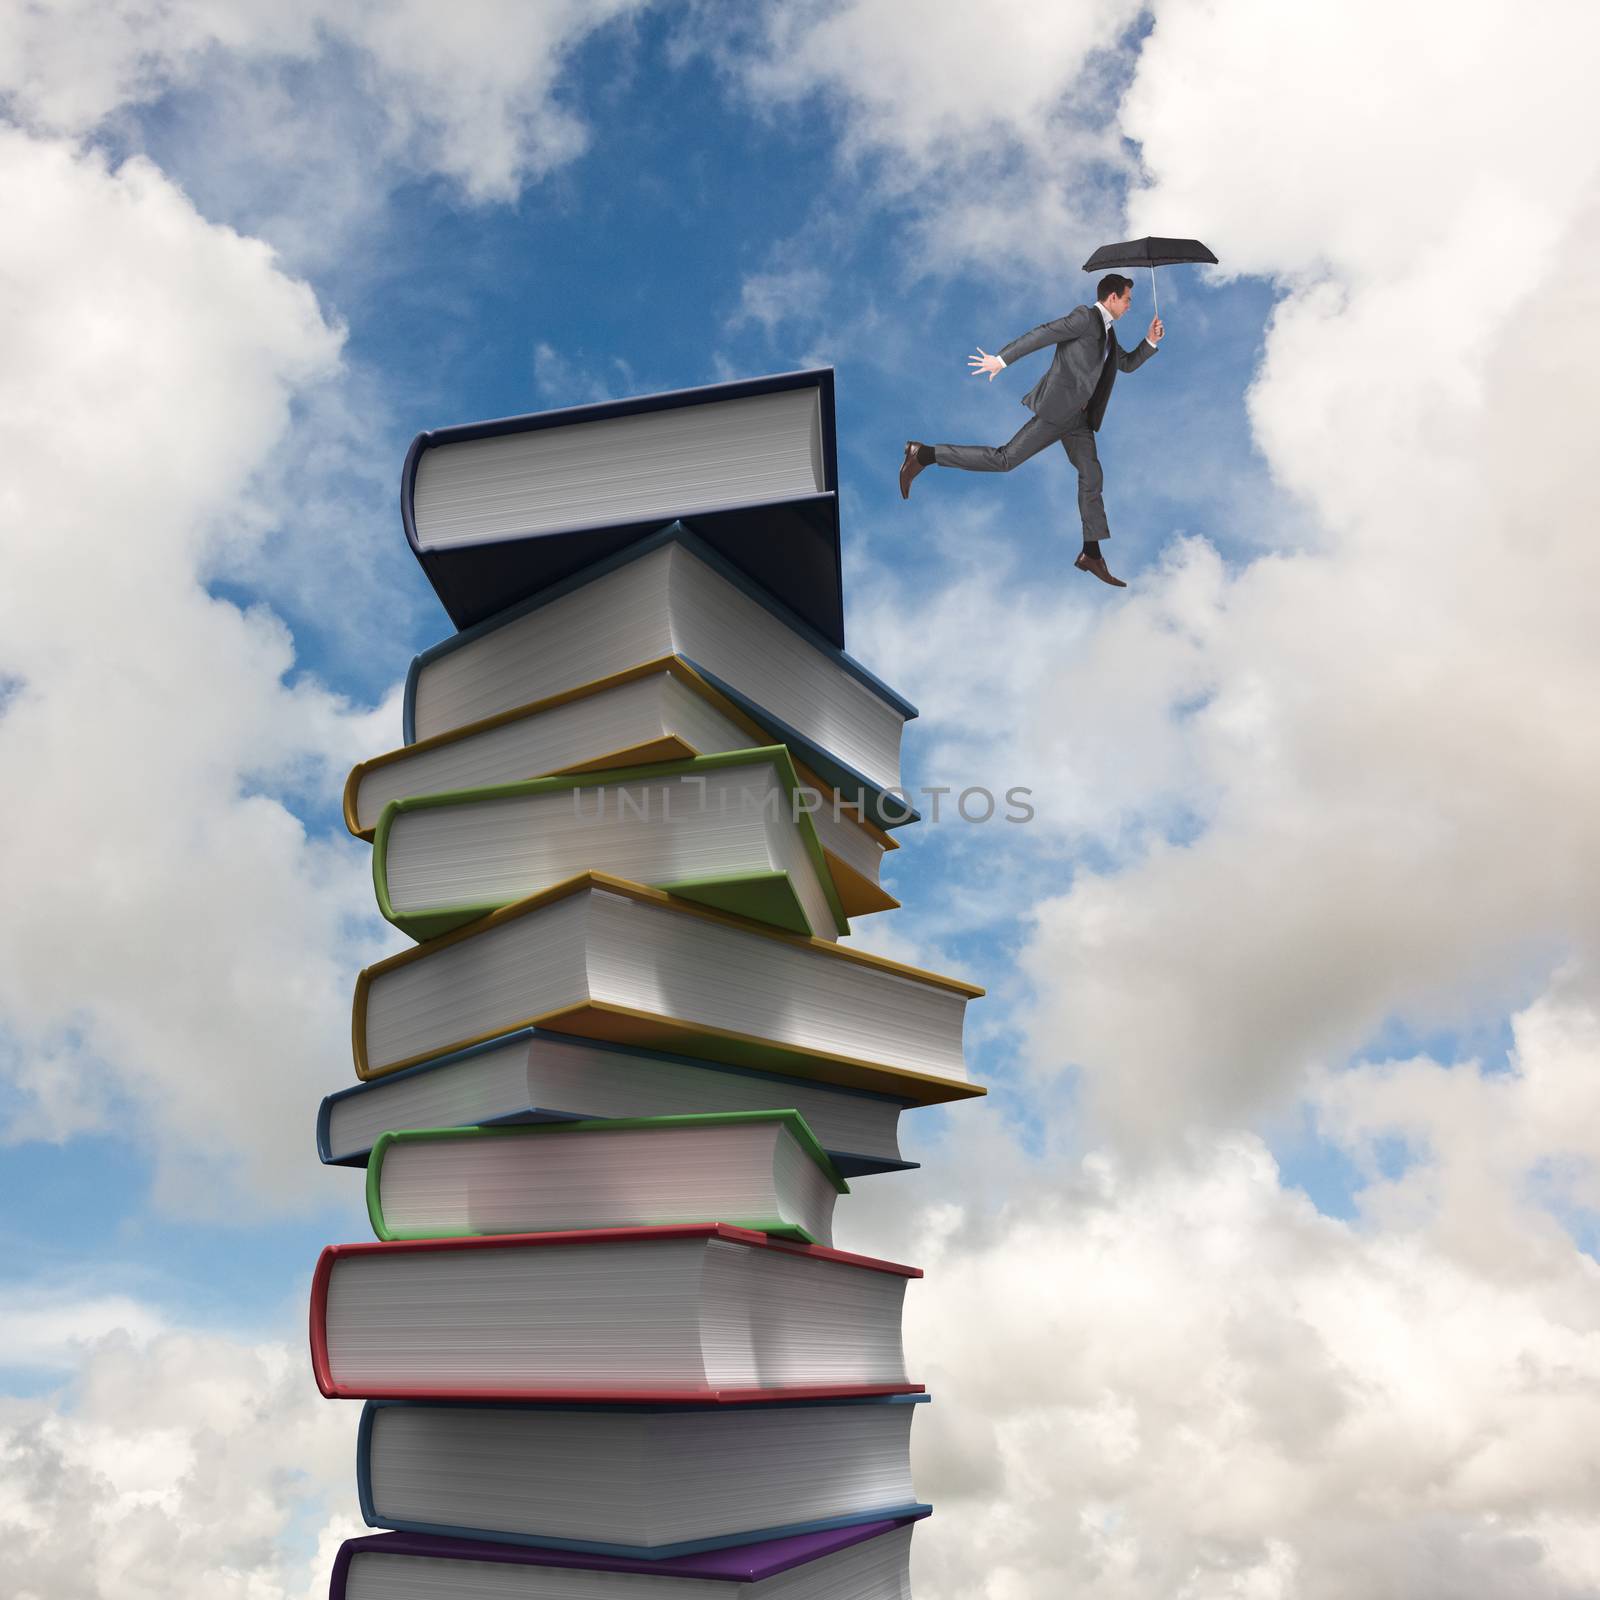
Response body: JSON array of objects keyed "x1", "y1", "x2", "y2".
[{"x1": 309, "y1": 1222, "x2": 924, "y2": 1403}]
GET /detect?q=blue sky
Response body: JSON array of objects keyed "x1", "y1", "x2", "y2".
[{"x1": 4, "y1": 5, "x2": 1599, "y2": 1598}]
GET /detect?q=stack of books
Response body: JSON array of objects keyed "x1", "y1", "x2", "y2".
[{"x1": 313, "y1": 370, "x2": 986, "y2": 1598}]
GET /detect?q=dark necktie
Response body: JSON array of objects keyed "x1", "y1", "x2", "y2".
[{"x1": 1088, "y1": 318, "x2": 1117, "y2": 424}]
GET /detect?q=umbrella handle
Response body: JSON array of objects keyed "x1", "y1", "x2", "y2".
[{"x1": 1150, "y1": 263, "x2": 1159, "y2": 322}]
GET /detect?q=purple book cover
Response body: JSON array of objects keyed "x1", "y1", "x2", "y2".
[{"x1": 330, "y1": 1514, "x2": 926, "y2": 1594}]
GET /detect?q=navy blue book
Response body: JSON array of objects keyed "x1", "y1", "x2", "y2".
[
  {"x1": 316, "y1": 1026, "x2": 919, "y2": 1179},
  {"x1": 355, "y1": 1394, "x2": 930, "y2": 1559},
  {"x1": 401, "y1": 524, "x2": 919, "y2": 830},
  {"x1": 403, "y1": 369, "x2": 845, "y2": 646}
]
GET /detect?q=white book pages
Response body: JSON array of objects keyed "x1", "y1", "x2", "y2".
[
  {"x1": 663, "y1": 544, "x2": 903, "y2": 796},
  {"x1": 414, "y1": 551, "x2": 677, "y2": 745},
  {"x1": 325, "y1": 1036, "x2": 905, "y2": 1167},
  {"x1": 342, "y1": 1524, "x2": 915, "y2": 1600},
  {"x1": 361, "y1": 886, "x2": 971, "y2": 1087},
  {"x1": 327, "y1": 1035, "x2": 556, "y2": 1162},
  {"x1": 382, "y1": 764, "x2": 837, "y2": 941},
  {"x1": 697, "y1": 1242, "x2": 908, "y2": 1389},
  {"x1": 363, "y1": 893, "x2": 593, "y2": 1073},
  {"x1": 376, "y1": 1120, "x2": 836, "y2": 1246},
  {"x1": 321, "y1": 1236, "x2": 909, "y2": 1391},
  {"x1": 753, "y1": 1529, "x2": 915, "y2": 1600},
  {"x1": 353, "y1": 670, "x2": 754, "y2": 833},
  {"x1": 583, "y1": 891, "x2": 969, "y2": 1083},
  {"x1": 513, "y1": 1048, "x2": 904, "y2": 1162},
  {"x1": 807, "y1": 797, "x2": 886, "y2": 887},
  {"x1": 366, "y1": 1401, "x2": 916, "y2": 1544},
  {"x1": 409, "y1": 542, "x2": 906, "y2": 794},
  {"x1": 326, "y1": 1240, "x2": 713, "y2": 1390},
  {"x1": 771, "y1": 1128, "x2": 835, "y2": 1242},
  {"x1": 412, "y1": 388, "x2": 823, "y2": 550}
]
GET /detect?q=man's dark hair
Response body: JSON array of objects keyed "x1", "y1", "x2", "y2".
[{"x1": 1097, "y1": 273, "x2": 1134, "y2": 304}]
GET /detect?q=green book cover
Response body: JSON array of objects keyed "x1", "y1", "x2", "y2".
[
  {"x1": 366, "y1": 1110, "x2": 849, "y2": 1244},
  {"x1": 371, "y1": 746, "x2": 850, "y2": 942}
]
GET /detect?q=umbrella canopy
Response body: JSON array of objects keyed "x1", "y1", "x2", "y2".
[
  {"x1": 1081, "y1": 237, "x2": 1218, "y2": 271},
  {"x1": 1080, "y1": 236, "x2": 1217, "y2": 320}
]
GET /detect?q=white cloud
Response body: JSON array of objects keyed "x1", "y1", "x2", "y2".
[
  {"x1": 825, "y1": 1053, "x2": 1600, "y2": 1600},
  {"x1": 727, "y1": 0, "x2": 1139, "y2": 176},
  {"x1": 0, "y1": 0, "x2": 649, "y2": 206},
  {"x1": 700, "y1": 0, "x2": 1145, "y2": 289},
  {"x1": 726, "y1": 265, "x2": 830, "y2": 337},
  {"x1": 1311, "y1": 970, "x2": 1600, "y2": 1274},
  {"x1": 531, "y1": 340, "x2": 644, "y2": 406},
  {"x1": 0, "y1": 2, "x2": 313, "y2": 138},
  {"x1": 0, "y1": 127, "x2": 397, "y2": 1215},
  {"x1": 0, "y1": 1289, "x2": 168, "y2": 1372},
  {"x1": 0, "y1": 1304, "x2": 358, "y2": 1600},
  {"x1": 1121, "y1": 0, "x2": 1597, "y2": 291},
  {"x1": 344, "y1": 0, "x2": 647, "y2": 203}
]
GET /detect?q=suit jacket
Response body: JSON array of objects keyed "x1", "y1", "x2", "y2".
[{"x1": 998, "y1": 304, "x2": 1157, "y2": 431}]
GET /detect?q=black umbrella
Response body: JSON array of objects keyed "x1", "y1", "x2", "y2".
[{"x1": 1081, "y1": 236, "x2": 1218, "y2": 321}]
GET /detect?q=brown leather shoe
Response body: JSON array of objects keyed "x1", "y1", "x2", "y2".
[
  {"x1": 899, "y1": 442, "x2": 929, "y2": 500},
  {"x1": 1075, "y1": 550, "x2": 1127, "y2": 587}
]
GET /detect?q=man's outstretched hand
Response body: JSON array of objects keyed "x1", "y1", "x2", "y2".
[
  {"x1": 968, "y1": 347, "x2": 1004, "y2": 380},
  {"x1": 1147, "y1": 317, "x2": 1165, "y2": 344}
]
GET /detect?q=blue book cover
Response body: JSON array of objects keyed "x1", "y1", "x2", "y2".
[
  {"x1": 316, "y1": 1024, "x2": 919, "y2": 1179},
  {"x1": 403, "y1": 369, "x2": 846, "y2": 645},
  {"x1": 401, "y1": 522, "x2": 921, "y2": 830},
  {"x1": 355, "y1": 1394, "x2": 932, "y2": 1560}
]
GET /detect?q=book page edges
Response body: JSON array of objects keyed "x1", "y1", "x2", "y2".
[
  {"x1": 356, "y1": 871, "x2": 984, "y2": 994},
  {"x1": 356, "y1": 997, "x2": 985, "y2": 1107}
]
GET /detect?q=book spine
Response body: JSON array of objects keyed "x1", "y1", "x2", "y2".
[{"x1": 308, "y1": 1247, "x2": 337, "y2": 1398}]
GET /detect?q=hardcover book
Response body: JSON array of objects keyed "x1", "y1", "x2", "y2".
[
  {"x1": 309, "y1": 1224, "x2": 921, "y2": 1401},
  {"x1": 330, "y1": 1517, "x2": 926, "y2": 1598},
  {"x1": 344, "y1": 658, "x2": 900, "y2": 919},
  {"x1": 355, "y1": 1394, "x2": 928, "y2": 1557},
  {"x1": 365, "y1": 1112, "x2": 848, "y2": 1246},
  {"x1": 351, "y1": 873, "x2": 985, "y2": 1103},
  {"x1": 402, "y1": 528, "x2": 918, "y2": 825},
  {"x1": 371, "y1": 749, "x2": 851, "y2": 942},
  {"x1": 403, "y1": 369, "x2": 846, "y2": 647},
  {"x1": 317, "y1": 1028, "x2": 919, "y2": 1178}
]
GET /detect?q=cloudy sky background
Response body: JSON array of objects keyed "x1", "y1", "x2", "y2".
[{"x1": 3, "y1": 2, "x2": 1600, "y2": 1596}]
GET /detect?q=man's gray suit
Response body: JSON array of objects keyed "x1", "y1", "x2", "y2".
[{"x1": 935, "y1": 304, "x2": 1157, "y2": 541}]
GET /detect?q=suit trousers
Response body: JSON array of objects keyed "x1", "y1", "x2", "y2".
[{"x1": 934, "y1": 411, "x2": 1108, "y2": 540}]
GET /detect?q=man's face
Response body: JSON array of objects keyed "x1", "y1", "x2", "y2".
[{"x1": 1104, "y1": 286, "x2": 1133, "y2": 320}]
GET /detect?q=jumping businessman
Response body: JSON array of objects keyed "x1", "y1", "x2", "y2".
[{"x1": 899, "y1": 273, "x2": 1165, "y2": 588}]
